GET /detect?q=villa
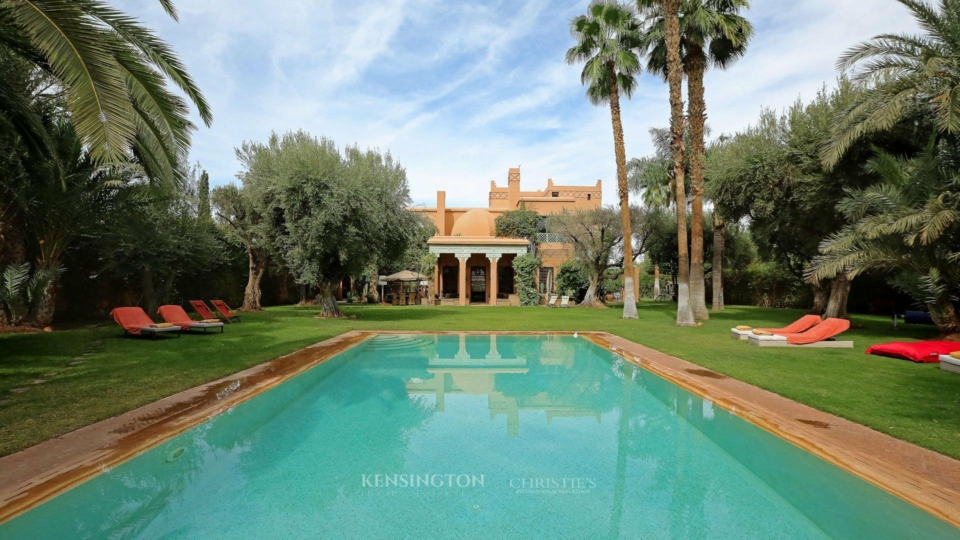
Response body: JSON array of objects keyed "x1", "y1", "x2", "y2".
[{"x1": 412, "y1": 167, "x2": 602, "y2": 305}]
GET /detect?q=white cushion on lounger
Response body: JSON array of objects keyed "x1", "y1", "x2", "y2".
[
  {"x1": 189, "y1": 322, "x2": 224, "y2": 328},
  {"x1": 141, "y1": 326, "x2": 180, "y2": 334},
  {"x1": 750, "y1": 334, "x2": 787, "y2": 342}
]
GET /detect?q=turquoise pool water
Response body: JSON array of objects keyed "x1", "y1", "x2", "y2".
[{"x1": 2, "y1": 334, "x2": 956, "y2": 539}]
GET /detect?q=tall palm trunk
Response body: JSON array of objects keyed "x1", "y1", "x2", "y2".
[
  {"x1": 665, "y1": 0, "x2": 695, "y2": 327},
  {"x1": 34, "y1": 280, "x2": 57, "y2": 327},
  {"x1": 712, "y1": 213, "x2": 725, "y2": 311},
  {"x1": 687, "y1": 48, "x2": 709, "y2": 320},
  {"x1": 607, "y1": 60, "x2": 638, "y2": 319}
]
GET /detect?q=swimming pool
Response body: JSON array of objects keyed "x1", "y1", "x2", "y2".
[{"x1": 1, "y1": 333, "x2": 956, "y2": 538}]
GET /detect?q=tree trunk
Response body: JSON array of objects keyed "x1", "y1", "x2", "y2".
[
  {"x1": 140, "y1": 269, "x2": 175, "y2": 317},
  {"x1": 687, "y1": 49, "x2": 709, "y2": 321},
  {"x1": 241, "y1": 250, "x2": 266, "y2": 311},
  {"x1": 141, "y1": 268, "x2": 157, "y2": 319},
  {"x1": 811, "y1": 281, "x2": 830, "y2": 314},
  {"x1": 929, "y1": 301, "x2": 960, "y2": 338},
  {"x1": 34, "y1": 279, "x2": 57, "y2": 327},
  {"x1": 581, "y1": 272, "x2": 605, "y2": 308},
  {"x1": 607, "y1": 61, "x2": 638, "y2": 320},
  {"x1": 665, "y1": 0, "x2": 695, "y2": 327},
  {"x1": 318, "y1": 282, "x2": 342, "y2": 318},
  {"x1": 823, "y1": 273, "x2": 852, "y2": 319},
  {"x1": 711, "y1": 214, "x2": 725, "y2": 311}
]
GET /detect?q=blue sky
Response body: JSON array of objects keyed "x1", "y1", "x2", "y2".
[{"x1": 115, "y1": 0, "x2": 918, "y2": 207}]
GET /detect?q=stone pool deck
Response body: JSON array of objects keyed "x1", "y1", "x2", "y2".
[{"x1": 0, "y1": 330, "x2": 958, "y2": 529}]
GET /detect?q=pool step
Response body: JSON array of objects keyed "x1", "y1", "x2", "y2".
[{"x1": 364, "y1": 335, "x2": 434, "y2": 352}]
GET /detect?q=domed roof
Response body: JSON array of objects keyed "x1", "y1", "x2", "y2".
[{"x1": 451, "y1": 209, "x2": 496, "y2": 237}]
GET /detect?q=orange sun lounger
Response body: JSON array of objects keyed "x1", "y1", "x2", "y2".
[
  {"x1": 211, "y1": 300, "x2": 241, "y2": 323},
  {"x1": 110, "y1": 307, "x2": 181, "y2": 339},
  {"x1": 757, "y1": 314, "x2": 823, "y2": 334},
  {"x1": 189, "y1": 300, "x2": 217, "y2": 320},
  {"x1": 158, "y1": 305, "x2": 225, "y2": 333},
  {"x1": 731, "y1": 314, "x2": 822, "y2": 340},
  {"x1": 748, "y1": 318, "x2": 852, "y2": 348}
]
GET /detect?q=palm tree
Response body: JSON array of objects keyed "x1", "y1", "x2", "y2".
[
  {"x1": 7, "y1": 115, "x2": 112, "y2": 325},
  {"x1": 0, "y1": 0, "x2": 210, "y2": 185},
  {"x1": 659, "y1": 0, "x2": 696, "y2": 326},
  {"x1": 809, "y1": 141, "x2": 960, "y2": 336},
  {"x1": 824, "y1": 0, "x2": 960, "y2": 167},
  {"x1": 638, "y1": 0, "x2": 752, "y2": 319},
  {"x1": 629, "y1": 127, "x2": 678, "y2": 208},
  {"x1": 566, "y1": 1, "x2": 644, "y2": 319}
]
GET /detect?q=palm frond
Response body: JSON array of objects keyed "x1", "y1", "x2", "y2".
[
  {"x1": 73, "y1": 0, "x2": 210, "y2": 126},
  {"x1": 8, "y1": 0, "x2": 136, "y2": 164}
]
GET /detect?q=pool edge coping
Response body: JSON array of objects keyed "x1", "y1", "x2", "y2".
[{"x1": 0, "y1": 330, "x2": 957, "y2": 529}]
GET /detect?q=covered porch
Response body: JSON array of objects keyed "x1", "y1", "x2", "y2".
[{"x1": 427, "y1": 239, "x2": 528, "y2": 306}]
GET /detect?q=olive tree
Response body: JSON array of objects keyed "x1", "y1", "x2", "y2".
[
  {"x1": 212, "y1": 184, "x2": 268, "y2": 311},
  {"x1": 238, "y1": 131, "x2": 417, "y2": 318},
  {"x1": 547, "y1": 207, "x2": 625, "y2": 308}
]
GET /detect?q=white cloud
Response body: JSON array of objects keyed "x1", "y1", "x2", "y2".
[{"x1": 115, "y1": 0, "x2": 919, "y2": 207}]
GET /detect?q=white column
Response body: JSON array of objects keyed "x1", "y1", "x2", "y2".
[
  {"x1": 487, "y1": 253, "x2": 500, "y2": 306},
  {"x1": 458, "y1": 256, "x2": 469, "y2": 306}
]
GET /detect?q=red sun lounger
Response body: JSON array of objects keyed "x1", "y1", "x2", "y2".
[
  {"x1": 110, "y1": 307, "x2": 181, "y2": 339},
  {"x1": 189, "y1": 300, "x2": 217, "y2": 320},
  {"x1": 748, "y1": 318, "x2": 852, "y2": 347},
  {"x1": 211, "y1": 300, "x2": 241, "y2": 323},
  {"x1": 731, "y1": 314, "x2": 823, "y2": 340},
  {"x1": 756, "y1": 314, "x2": 823, "y2": 334},
  {"x1": 158, "y1": 305, "x2": 225, "y2": 334}
]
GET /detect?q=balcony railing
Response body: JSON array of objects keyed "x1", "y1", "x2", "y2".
[{"x1": 535, "y1": 233, "x2": 566, "y2": 243}]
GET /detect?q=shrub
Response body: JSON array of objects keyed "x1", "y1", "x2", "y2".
[
  {"x1": 600, "y1": 272, "x2": 623, "y2": 298},
  {"x1": 0, "y1": 263, "x2": 62, "y2": 327},
  {"x1": 495, "y1": 204, "x2": 541, "y2": 243},
  {"x1": 639, "y1": 272, "x2": 655, "y2": 299},
  {"x1": 513, "y1": 254, "x2": 541, "y2": 306},
  {"x1": 555, "y1": 260, "x2": 589, "y2": 300}
]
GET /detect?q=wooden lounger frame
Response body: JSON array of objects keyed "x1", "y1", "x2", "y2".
[{"x1": 747, "y1": 335, "x2": 853, "y2": 348}]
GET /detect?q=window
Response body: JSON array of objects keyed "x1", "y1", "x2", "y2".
[
  {"x1": 586, "y1": 194, "x2": 591, "y2": 200},
  {"x1": 551, "y1": 191, "x2": 559, "y2": 197},
  {"x1": 539, "y1": 267, "x2": 554, "y2": 294}
]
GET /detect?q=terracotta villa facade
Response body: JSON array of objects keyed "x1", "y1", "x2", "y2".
[{"x1": 412, "y1": 168, "x2": 602, "y2": 306}]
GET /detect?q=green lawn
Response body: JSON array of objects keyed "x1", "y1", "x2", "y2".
[{"x1": 1, "y1": 303, "x2": 958, "y2": 459}]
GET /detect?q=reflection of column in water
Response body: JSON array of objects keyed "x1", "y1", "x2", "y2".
[{"x1": 488, "y1": 334, "x2": 500, "y2": 359}]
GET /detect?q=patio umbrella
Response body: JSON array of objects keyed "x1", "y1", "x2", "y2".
[
  {"x1": 384, "y1": 271, "x2": 429, "y2": 305},
  {"x1": 383, "y1": 270, "x2": 429, "y2": 282}
]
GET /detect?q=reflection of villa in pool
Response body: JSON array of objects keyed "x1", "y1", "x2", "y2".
[{"x1": 405, "y1": 334, "x2": 602, "y2": 436}]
